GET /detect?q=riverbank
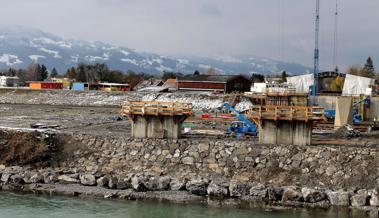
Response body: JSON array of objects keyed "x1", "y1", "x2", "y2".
[
  {"x1": 0, "y1": 128, "x2": 378, "y2": 217},
  {"x1": 0, "y1": 179, "x2": 377, "y2": 218}
]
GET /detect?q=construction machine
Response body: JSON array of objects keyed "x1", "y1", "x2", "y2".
[{"x1": 219, "y1": 103, "x2": 258, "y2": 137}]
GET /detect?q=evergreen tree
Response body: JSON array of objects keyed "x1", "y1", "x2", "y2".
[
  {"x1": 40, "y1": 64, "x2": 48, "y2": 81},
  {"x1": 362, "y1": 56, "x2": 375, "y2": 78},
  {"x1": 76, "y1": 64, "x2": 88, "y2": 82},
  {"x1": 281, "y1": 71, "x2": 288, "y2": 83},
  {"x1": 51, "y1": 68, "x2": 58, "y2": 78},
  {"x1": 250, "y1": 73, "x2": 265, "y2": 83},
  {"x1": 66, "y1": 67, "x2": 77, "y2": 79}
]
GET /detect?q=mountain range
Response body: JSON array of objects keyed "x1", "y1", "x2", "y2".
[{"x1": 0, "y1": 27, "x2": 312, "y2": 75}]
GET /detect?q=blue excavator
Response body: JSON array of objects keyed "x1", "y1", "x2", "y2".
[{"x1": 219, "y1": 103, "x2": 258, "y2": 137}]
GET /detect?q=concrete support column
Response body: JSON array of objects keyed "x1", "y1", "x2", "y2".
[
  {"x1": 131, "y1": 116, "x2": 147, "y2": 138},
  {"x1": 276, "y1": 121, "x2": 293, "y2": 145},
  {"x1": 292, "y1": 121, "x2": 312, "y2": 146},
  {"x1": 163, "y1": 116, "x2": 182, "y2": 139},
  {"x1": 259, "y1": 120, "x2": 278, "y2": 144},
  {"x1": 147, "y1": 116, "x2": 164, "y2": 138}
]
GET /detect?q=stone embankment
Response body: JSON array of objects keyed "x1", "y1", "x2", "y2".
[{"x1": 0, "y1": 128, "x2": 378, "y2": 217}]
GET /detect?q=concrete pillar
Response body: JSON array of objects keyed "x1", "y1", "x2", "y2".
[
  {"x1": 147, "y1": 116, "x2": 164, "y2": 138},
  {"x1": 131, "y1": 116, "x2": 147, "y2": 138},
  {"x1": 259, "y1": 120, "x2": 277, "y2": 144},
  {"x1": 163, "y1": 116, "x2": 181, "y2": 139},
  {"x1": 334, "y1": 97, "x2": 353, "y2": 129},
  {"x1": 276, "y1": 121, "x2": 293, "y2": 145},
  {"x1": 293, "y1": 121, "x2": 312, "y2": 146}
]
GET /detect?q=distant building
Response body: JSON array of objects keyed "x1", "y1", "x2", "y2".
[
  {"x1": 98, "y1": 83, "x2": 130, "y2": 92},
  {"x1": 134, "y1": 79, "x2": 163, "y2": 91},
  {"x1": 72, "y1": 82, "x2": 89, "y2": 91},
  {"x1": 29, "y1": 81, "x2": 63, "y2": 90},
  {"x1": 163, "y1": 79, "x2": 178, "y2": 90},
  {"x1": 51, "y1": 78, "x2": 72, "y2": 89},
  {"x1": 176, "y1": 75, "x2": 251, "y2": 93},
  {"x1": 0, "y1": 76, "x2": 19, "y2": 87}
]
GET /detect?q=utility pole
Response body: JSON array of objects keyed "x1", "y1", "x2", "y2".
[{"x1": 313, "y1": 0, "x2": 320, "y2": 96}]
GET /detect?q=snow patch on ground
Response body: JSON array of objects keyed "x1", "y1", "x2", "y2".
[
  {"x1": 71, "y1": 55, "x2": 79, "y2": 63},
  {"x1": 198, "y1": 64, "x2": 212, "y2": 69},
  {"x1": 152, "y1": 58, "x2": 163, "y2": 64},
  {"x1": 120, "y1": 50, "x2": 130, "y2": 56},
  {"x1": 178, "y1": 59, "x2": 189, "y2": 64},
  {"x1": 0, "y1": 54, "x2": 22, "y2": 66},
  {"x1": 121, "y1": 58, "x2": 138, "y2": 65},
  {"x1": 33, "y1": 37, "x2": 72, "y2": 48},
  {"x1": 39, "y1": 48, "x2": 61, "y2": 58},
  {"x1": 155, "y1": 65, "x2": 172, "y2": 72},
  {"x1": 29, "y1": 55, "x2": 46, "y2": 62}
]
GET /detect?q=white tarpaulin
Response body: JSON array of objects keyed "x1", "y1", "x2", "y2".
[
  {"x1": 287, "y1": 74, "x2": 314, "y2": 93},
  {"x1": 342, "y1": 74, "x2": 375, "y2": 96}
]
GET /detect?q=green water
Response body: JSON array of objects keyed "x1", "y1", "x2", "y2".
[{"x1": 0, "y1": 191, "x2": 351, "y2": 218}]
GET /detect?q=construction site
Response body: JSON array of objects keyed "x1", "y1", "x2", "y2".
[{"x1": 0, "y1": 85, "x2": 379, "y2": 146}]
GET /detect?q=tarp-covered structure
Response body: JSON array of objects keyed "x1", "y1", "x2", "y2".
[
  {"x1": 287, "y1": 74, "x2": 314, "y2": 93},
  {"x1": 342, "y1": 74, "x2": 375, "y2": 96}
]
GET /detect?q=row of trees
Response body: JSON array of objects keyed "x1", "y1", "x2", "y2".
[
  {"x1": 64, "y1": 63, "x2": 153, "y2": 89},
  {"x1": 2, "y1": 63, "x2": 49, "y2": 85},
  {"x1": 347, "y1": 57, "x2": 377, "y2": 79},
  {"x1": 1, "y1": 57, "x2": 376, "y2": 89}
]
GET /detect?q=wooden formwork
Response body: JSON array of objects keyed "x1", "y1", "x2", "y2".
[
  {"x1": 246, "y1": 105, "x2": 327, "y2": 127},
  {"x1": 121, "y1": 101, "x2": 193, "y2": 117}
]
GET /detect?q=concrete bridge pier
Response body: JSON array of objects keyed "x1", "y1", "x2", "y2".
[
  {"x1": 259, "y1": 120, "x2": 312, "y2": 146},
  {"x1": 131, "y1": 115, "x2": 185, "y2": 139}
]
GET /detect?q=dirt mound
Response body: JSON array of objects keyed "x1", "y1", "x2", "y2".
[
  {"x1": 333, "y1": 125, "x2": 362, "y2": 138},
  {"x1": 0, "y1": 129, "x2": 58, "y2": 166}
]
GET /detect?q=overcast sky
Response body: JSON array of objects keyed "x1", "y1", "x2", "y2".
[{"x1": 0, "y1": 0, "x2": 378, "y2": 71}]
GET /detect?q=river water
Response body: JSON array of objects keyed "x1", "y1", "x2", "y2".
[{"x1": 0, "y1": 191, "x2": 352, "y2": 218}]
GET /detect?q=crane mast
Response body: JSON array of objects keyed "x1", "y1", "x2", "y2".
[{"x1": 313, "y1": 0, "x2": 320, "y2": 96}]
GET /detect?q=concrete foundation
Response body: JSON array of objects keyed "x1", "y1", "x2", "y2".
[
  {"x1": 259, "y1": 120, "x2": 312, "y2": 146},
  {"x1": 131, "y1": 115, "x2": 184, "y2": 139}
]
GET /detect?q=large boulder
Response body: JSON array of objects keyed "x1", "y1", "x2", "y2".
[
  {"x1": 249, "y1": 183, "x2": 268, "y2": 200},
  {"x1": 282, "y1": 186, "x2": 302, "y2": 202},
  {"x1": 131, "y1": 175, "x2": 148, "y2": 192},
  {"x1": 96, "y1": 176, "x2": 109, "y2": 187},
  {"x1": 9, "y1": 174, "x2": 24, "y2": 185},
  {"x1": 268, "y1": 187, "x2": 284, "y2": 202},
  {"x1": 79, "y1": 174, "x2": 96, "y2": 186},
  {"x1": 43, "y1": 172, "x2": 58, "y2": 184},
  {"x1": 229, "y1": 181, "x2": 250, "y2": 197},
  {"x1": 157, "y1": 176, "x2": 171, "y2": 191},
  {"x1": 368, "y1": 189, "x2": 379, "y2": 207},
  {"x1": 326, "y1": 190, "x2": 349, "y2": 206},
  {"x1": 108, "y1": 176, "x2": 118, "y2": 189},
  {"x1": 351, "y1": 189, "x2": 368, "y2": 207},
  {"x1": 186, "y1": 179, "x2": 208, "y2": 196},
  {"x1": 0, "y1": 173, "x2": 11, "y2": 183},
  {"x1": 117, "y1": 179, "x2": 132, "y2": 190},
  {"x1": 58, "y1": 175, "x2": 79, "y2": 184},
  {"x1": 207, "y1": 182, "x2": 228, "y2": 198},
  {"x1": 301, "y1": 187, "x2": 326, "y2": 203},
  {"x1": 29, "y1": 172, "x2": 44, "y2": 184},
  {"x1": 170, "y1": 178, "x2": 186, "y2": 191}
]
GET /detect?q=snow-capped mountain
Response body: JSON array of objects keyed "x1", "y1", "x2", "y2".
[{"x1": 0, "y1": 27, "x2": 312, "y2": 75}]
